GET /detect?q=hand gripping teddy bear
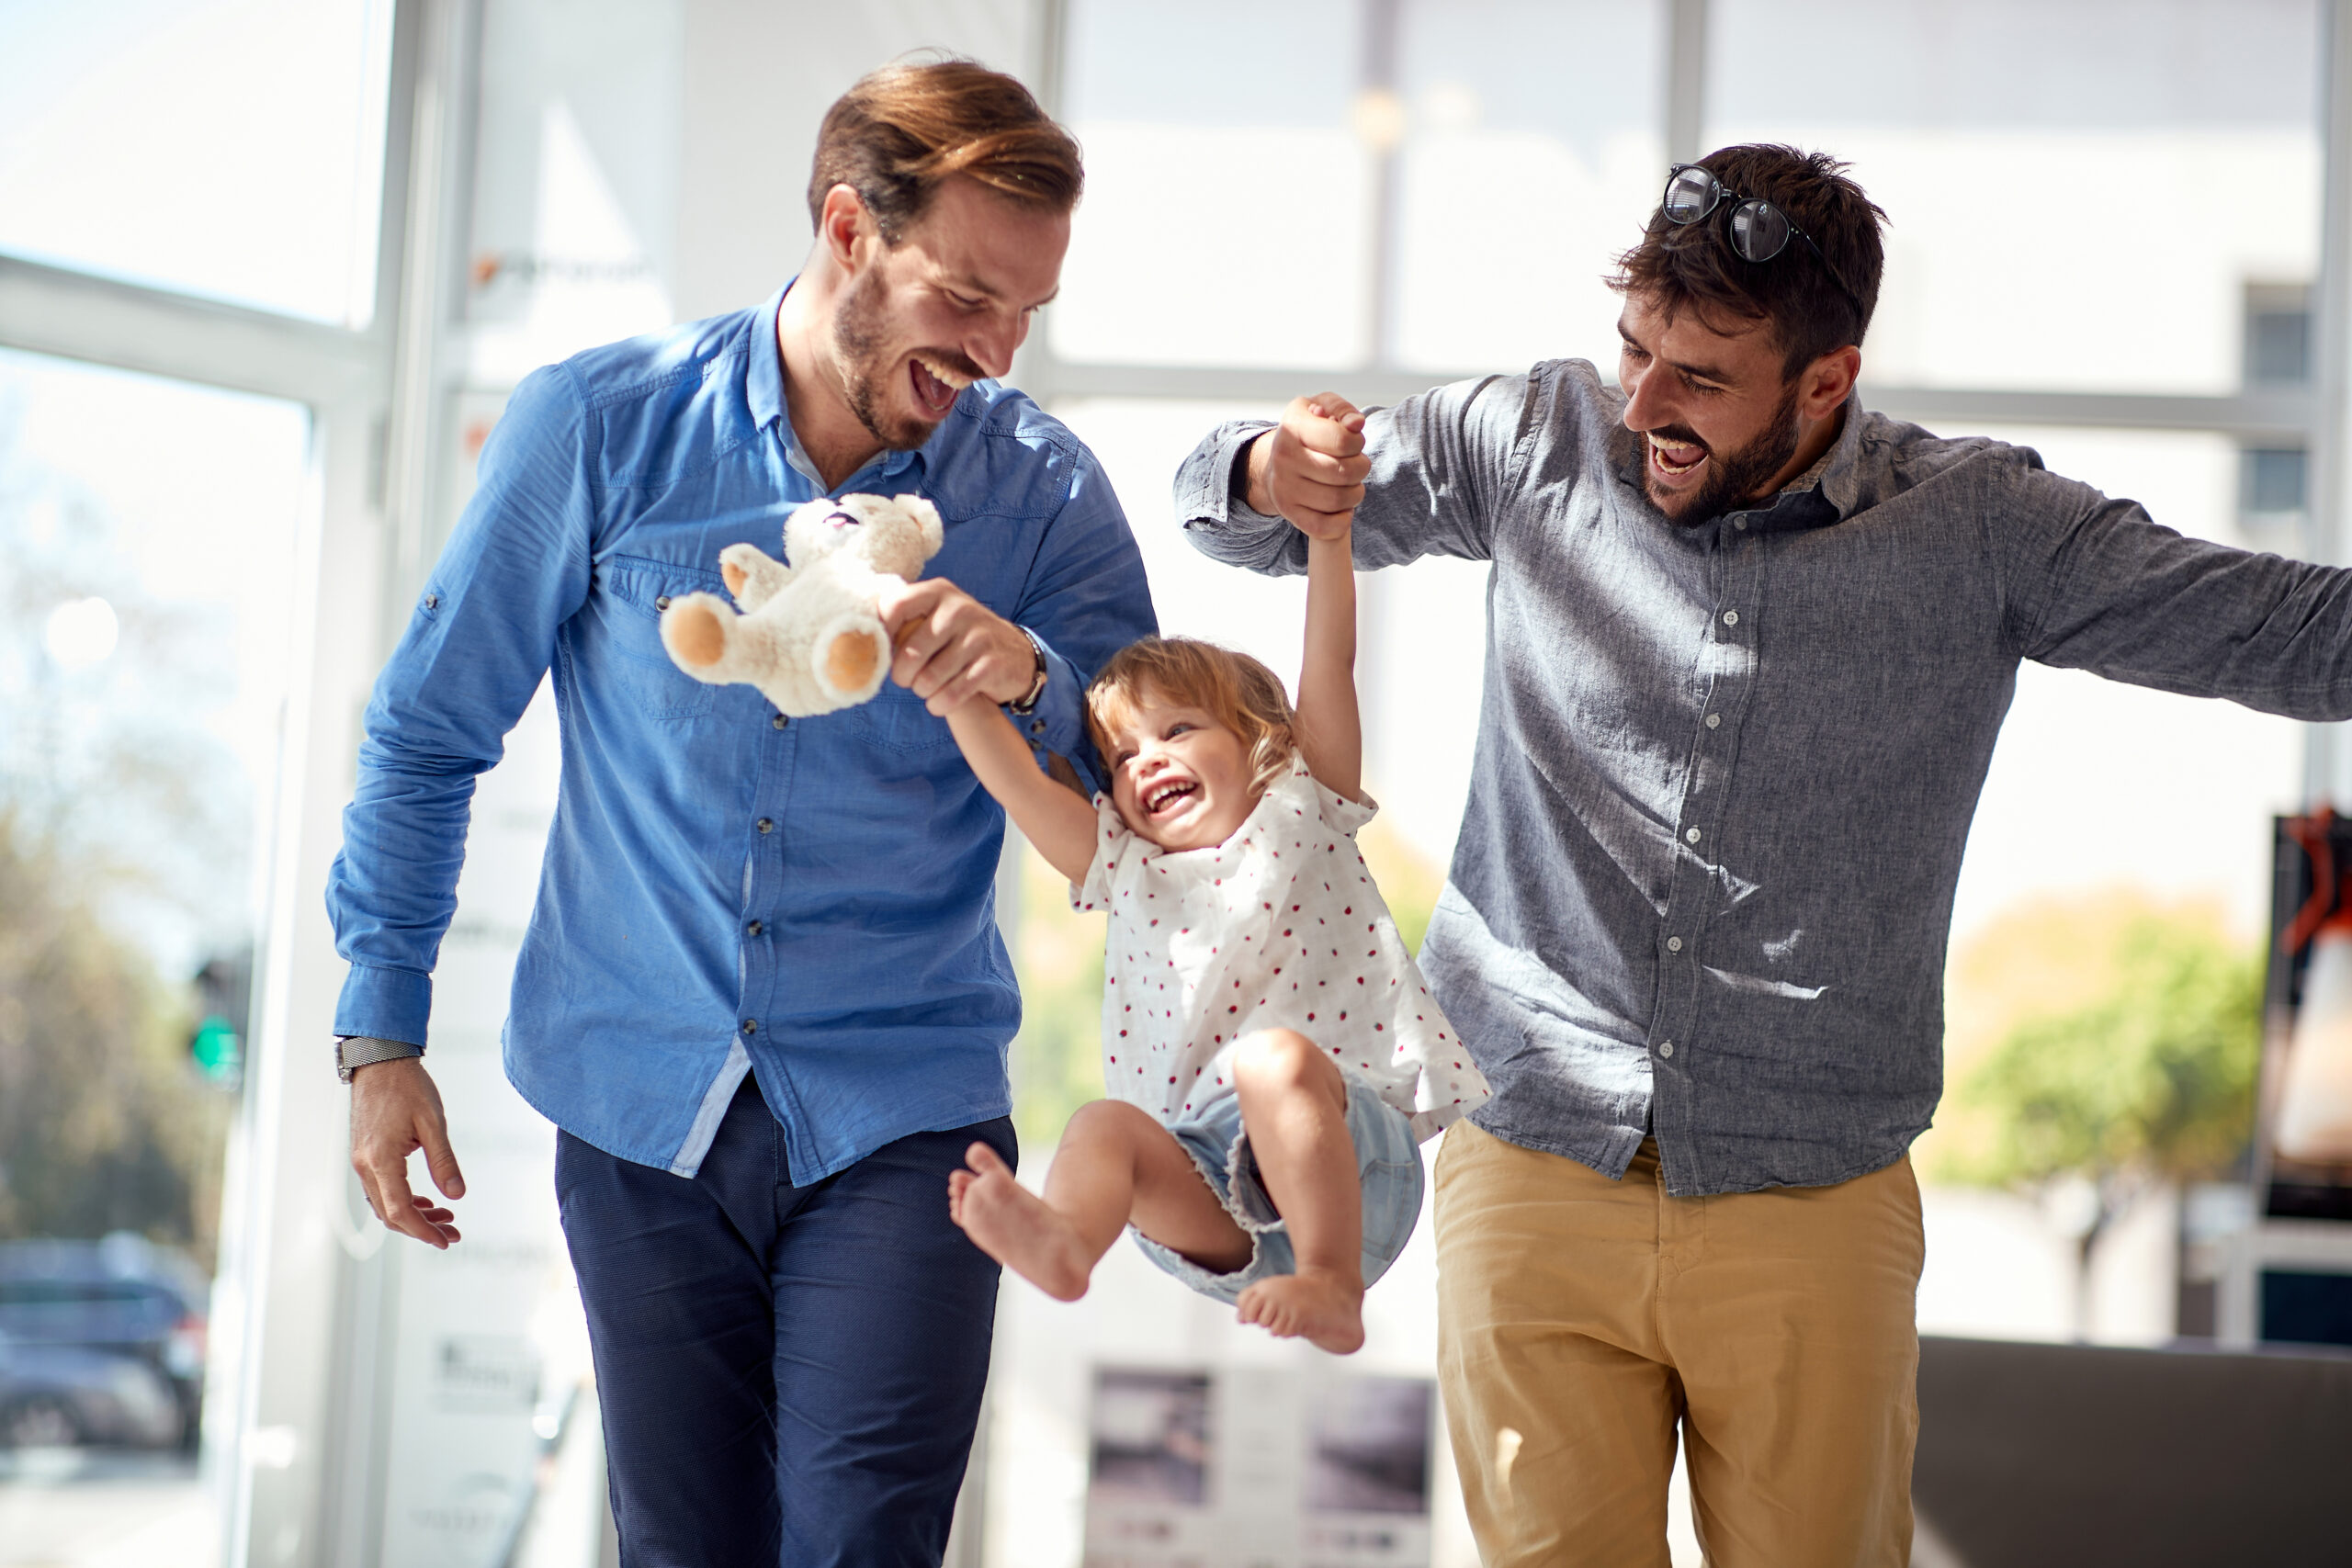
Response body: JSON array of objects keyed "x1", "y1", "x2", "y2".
[{"x1": 658, "y1": 491, "x2": 944, "y2": 716}]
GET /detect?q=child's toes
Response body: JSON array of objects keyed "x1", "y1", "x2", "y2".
[{"x1": 965, "y1": 1141, "x2": 1011, "y2": 1179}]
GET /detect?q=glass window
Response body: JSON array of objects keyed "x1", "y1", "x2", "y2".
[
  {"x1": 0, "y1": 0, "x2": 396, "y2": 326},
  {"x1": 0, "y1": 349, "x2": 306, "y2": 1529},
  {"x1": 1705, "y1": 0, "x2": 2324, "y2": 393},
  {"x1": 1392, "y1": 0, "x2": 1665, "y2": 374},
  {"x1": 1051, "y1": 0, "x2": 1377, "y2": 367}
]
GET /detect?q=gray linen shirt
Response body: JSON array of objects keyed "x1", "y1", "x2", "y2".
[{"x1": 1174, "y1": 360, "x2": 2352, "y2": 1196}]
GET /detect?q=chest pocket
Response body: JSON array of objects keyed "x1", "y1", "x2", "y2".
[
  {"x1": 599, "y1": 556, "x2": 724, "y2": 722},
  {"x1": 853, "y1": 677, "x2": 956, "y2": 752}
]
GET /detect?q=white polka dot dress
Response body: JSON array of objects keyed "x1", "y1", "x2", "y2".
[{"x1": 1073, "y1": 757, "x2": 1490, "y2": 1141}]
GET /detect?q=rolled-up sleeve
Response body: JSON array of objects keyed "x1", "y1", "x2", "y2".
[
  {"x1": 1015, "y1": 441, "x2": 1158, "y2": 795},
  {"x1": 327, "y1": 366, "x2": 595, "y2": 1043},
  {"x1": 1175, "y1": 372, "x2": 1532, "y2": 577}
]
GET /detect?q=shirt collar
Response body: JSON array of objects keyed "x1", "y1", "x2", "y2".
[
  {"x1": 1811, "y1": 391, "x2": 1868, "y2": 519},
  {"x1": 1729, "y1": 392, "x2": 1865, "y2": 536},
  {"x1": 748, "y1": 277, "x2": 930, "y2": 493}
]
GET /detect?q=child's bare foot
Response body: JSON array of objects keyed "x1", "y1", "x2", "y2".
[
  {"x1": 947, "y1": 1143, "x2": 1097, "y2": 1302},
  {"x1": 1236, "y1": 1267, "x2": 1365, "y2": 1354}
]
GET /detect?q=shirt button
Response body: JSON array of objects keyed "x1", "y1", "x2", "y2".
[
  {"x1": 424, "y1": 592, "x2": 439, "y2": 610},
  {"x1": 747, "y1": 920, "x2": 763, "y2": 937},
  {"x1": 1667, "y1": 936, "x2": 1683, "y2": 952},
  {"x1": 741, "y1": 1019, "x2": 758, "y2": 1035},
  {"x1": 1734, "y1": 517, "x2": 1748, "y2": 531},
  {"x1": 756, "y1": 818, "x2": 774, "y2": 834},
  {"x1": 1657, "y1": 1041, "x2": 1675, "y2": 1058},
  {"x1": 772, "y1": 712, "x2": 789, "y2": 730},
  {"x1": 1721, "y1": 609, "x2": 1739, "y2": 626},
  {"x1": 1705, "y1": 713, "x2": 1721, "y2": 729},
  {"x1": 656, "y1": 595, "x2": 673, "y2": 612},
  {"x1": 1685, "y1": 827, "x2": 1702, "y2": 844}
]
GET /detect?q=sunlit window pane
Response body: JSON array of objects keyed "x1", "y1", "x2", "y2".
[
  {"x1": 0, "y1": 0, "x2": 396, "y2": 327},
  {"x1": 0, "y1": 348, "x2": 308, "y2": 1541},
  {"x1": 1393, "y1": 0, "x2": 1665, "y2": 374},
  {"x1": 1051, "y1": 0, "x2": 1375, "y2": 367},
  {"x1": 1705, "y1": 0, "x2": 2324, "y2": 393}
]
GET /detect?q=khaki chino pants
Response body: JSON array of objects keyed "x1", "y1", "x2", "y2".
[{"x1": 1434, "y1": 1122, "x2": 1924, "y2": 1567}]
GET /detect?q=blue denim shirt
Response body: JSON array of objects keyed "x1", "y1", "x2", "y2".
[
  {"x1": 329, "y1": 288, "x2": 1155, "y2": 1180},
  {"x1": 1178, "y1": 361, "x2": 2352, "y2": 1196}
]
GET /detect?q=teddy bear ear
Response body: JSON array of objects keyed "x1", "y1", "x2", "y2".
[{"x1": 892, "y1": 493, "x2": 945, "y2": 554}]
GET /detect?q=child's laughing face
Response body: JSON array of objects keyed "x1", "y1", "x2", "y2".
[{"x1": 1102, "y1": 693, "x2": 1258, "y2": 852}]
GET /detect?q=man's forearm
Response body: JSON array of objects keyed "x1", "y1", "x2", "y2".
[
  {"x1": 1236, "y1": 429, "x2": 1272, "y2": 517},
  {"x1": 1173, "y1": 419, "x2": 1303, "y2": 572}
]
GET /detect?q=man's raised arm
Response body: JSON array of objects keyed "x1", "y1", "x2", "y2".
[{"x1": 1172, "y1": 373, "x2": 1537, "y2": 576}]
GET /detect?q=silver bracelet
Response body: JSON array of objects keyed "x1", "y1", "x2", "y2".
[
  {"x1": 1007, "y1": 626, "x2": 1049, "y2": 715},
  {"x1": 335, "y1": 1035, "x2": 424, "y2": 1084}
]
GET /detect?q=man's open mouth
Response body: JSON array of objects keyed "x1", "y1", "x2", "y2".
[
  {"x1": 910, "y1": 354, "x2": 970, "y2": 417},
  {"x1": 1647, "y1": 429, "x2": 1709, "y2": 481},
  {"x1": 1144, "y1": 779, "x2": 1198, "y2": 818}
]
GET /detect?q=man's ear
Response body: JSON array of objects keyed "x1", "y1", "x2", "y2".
[
  {"x1": 817, "y1": 183, "x2": 875, "y2": 273},
  {"x1": 1800, "y1": 344, "x2": 1861, "y2": 422}
]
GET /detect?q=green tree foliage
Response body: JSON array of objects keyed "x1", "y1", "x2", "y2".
[
  {"x1": 1947, "y1": 910, "x2": 2260, "y2": 1330},
  {"x1": 1952, "y1": 914, "x2": 2260, "y2": 1190},
  {"x1": 0, "y1": 407, "x2": 243, "y2": 1265},
  {"x1": 0, "y1": 812, "x2": 229, "y2": 1258}
]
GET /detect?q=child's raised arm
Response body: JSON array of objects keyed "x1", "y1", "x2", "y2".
[
  {"x1": 944, "y1": 700, "x2": 1100, "y2": 886},
  {"x1": 1293, "y1": 526, "x2": 1363, "y2": 803}
]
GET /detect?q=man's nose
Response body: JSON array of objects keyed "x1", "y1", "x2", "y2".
[
  {"x1": 968, "y1": 312, "x2": 1023, "y2": 379},
  {"x1": 1622, "y1": 367, "x2": 1670, "y2": 432}
]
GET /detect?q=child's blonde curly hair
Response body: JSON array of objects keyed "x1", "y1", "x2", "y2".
[{"x1": 1085, "y1": 637, "x2": 1297, "y2": 795}]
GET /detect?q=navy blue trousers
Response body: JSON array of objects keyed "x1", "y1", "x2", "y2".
[{"x1": 557, "y1": 1077, "x2": 1013, "y2": 1567}]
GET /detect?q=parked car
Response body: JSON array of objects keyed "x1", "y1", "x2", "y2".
[
  {"x1": 0, "y1": 1235, "x2": 208, "y2": 1448},
  {"x1": 0, "y1": 1327, "x2": 184, "y2": 1448}
]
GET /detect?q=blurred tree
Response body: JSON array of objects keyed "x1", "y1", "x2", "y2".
[
  {"x1": 1008, "y1": 844, "x2": 1108, "y2": 1157},
  {"x1": 0, "y1": 405, "x2": 246, "y2": 1264},
  {"x1": 0, "y1": 811, "x2": 230, "y2": 1259},
  {"x1": 1945, "y1": 908, "x2": 2260, "y2": 1336}
]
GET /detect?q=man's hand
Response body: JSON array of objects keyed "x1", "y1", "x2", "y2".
[
  {"x1": 350, "y1": 1057, "x2": 466, "y2": 1249},
  {"x1": 877, "y1": 578, "x2": 1035, "y2": 716},
  {"x1": 1249, "y1": 394, "x2": 1370, "y2": 540}
]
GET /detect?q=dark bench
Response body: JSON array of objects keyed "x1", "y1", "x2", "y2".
[{"x1": 1914, "y1": 1335, "x2": 2352, "y2": 1567}]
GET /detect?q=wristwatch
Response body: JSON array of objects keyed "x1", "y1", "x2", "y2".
[
  {"x1": 1007, "y1": 627, "x2": 1049, "y2": 715},
  {"x1": 336, "y1": 1035, "x2": 424, "y2": 1083}
]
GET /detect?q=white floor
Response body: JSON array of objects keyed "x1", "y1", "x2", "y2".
[{"x1": 0, "y1": 1450, "x2": 217, "y2": 1568}]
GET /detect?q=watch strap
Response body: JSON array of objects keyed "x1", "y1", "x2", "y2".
[
  {"x1": 336, "y1": 1035, "x2": 424, "y2": 1084},
  {"x1": 1007, "y1": 627, "x2": 1049, "y2": 716}
]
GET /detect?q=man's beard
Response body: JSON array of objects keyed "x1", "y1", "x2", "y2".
[
  {"x1": 1645, "y1": 381, "x2": 1802, "y2": 526},
  {"x1": 831, "y1": 268, "x2": 983, "y2": 452}
]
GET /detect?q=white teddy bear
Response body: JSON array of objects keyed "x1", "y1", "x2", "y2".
[{"x1": 659, "y1": 491, "x2": 944, "y2": 717}]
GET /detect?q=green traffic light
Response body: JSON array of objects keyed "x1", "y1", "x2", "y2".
[{"x1": 191, "y1": 1014, "x2": 242, "y2": 1083}]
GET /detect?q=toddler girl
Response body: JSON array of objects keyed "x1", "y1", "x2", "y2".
[{"x1": 941, "y1": 513, "x2": 1487, "y2": 1353}]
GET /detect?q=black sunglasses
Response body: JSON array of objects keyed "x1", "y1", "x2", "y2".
[{"x1": 1660, "y1": 164, "x2": 1863, "y2": 314}]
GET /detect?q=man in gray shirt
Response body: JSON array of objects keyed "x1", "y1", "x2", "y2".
[{"x1": 1174, "y1": 145, "x2": 2352, "y2": 1566}]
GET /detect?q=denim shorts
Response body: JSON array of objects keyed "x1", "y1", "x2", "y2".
[{"x1": 1133, "y1": 1068, "x2": 1426, "y2": 1305}]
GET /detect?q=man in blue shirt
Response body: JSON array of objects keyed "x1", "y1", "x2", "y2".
[{"x1": 329, "y1": 62, "x2": 1154, "y2": 1565}]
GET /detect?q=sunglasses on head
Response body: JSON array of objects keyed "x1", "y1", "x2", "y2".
[{"x1": 1659, "y1": 164, "x2": 1864, "y2": 315}]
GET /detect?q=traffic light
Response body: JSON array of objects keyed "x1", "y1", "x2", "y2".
[{"x1": 188, "y1": 949, "x2": 251, "y2": 1089}]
